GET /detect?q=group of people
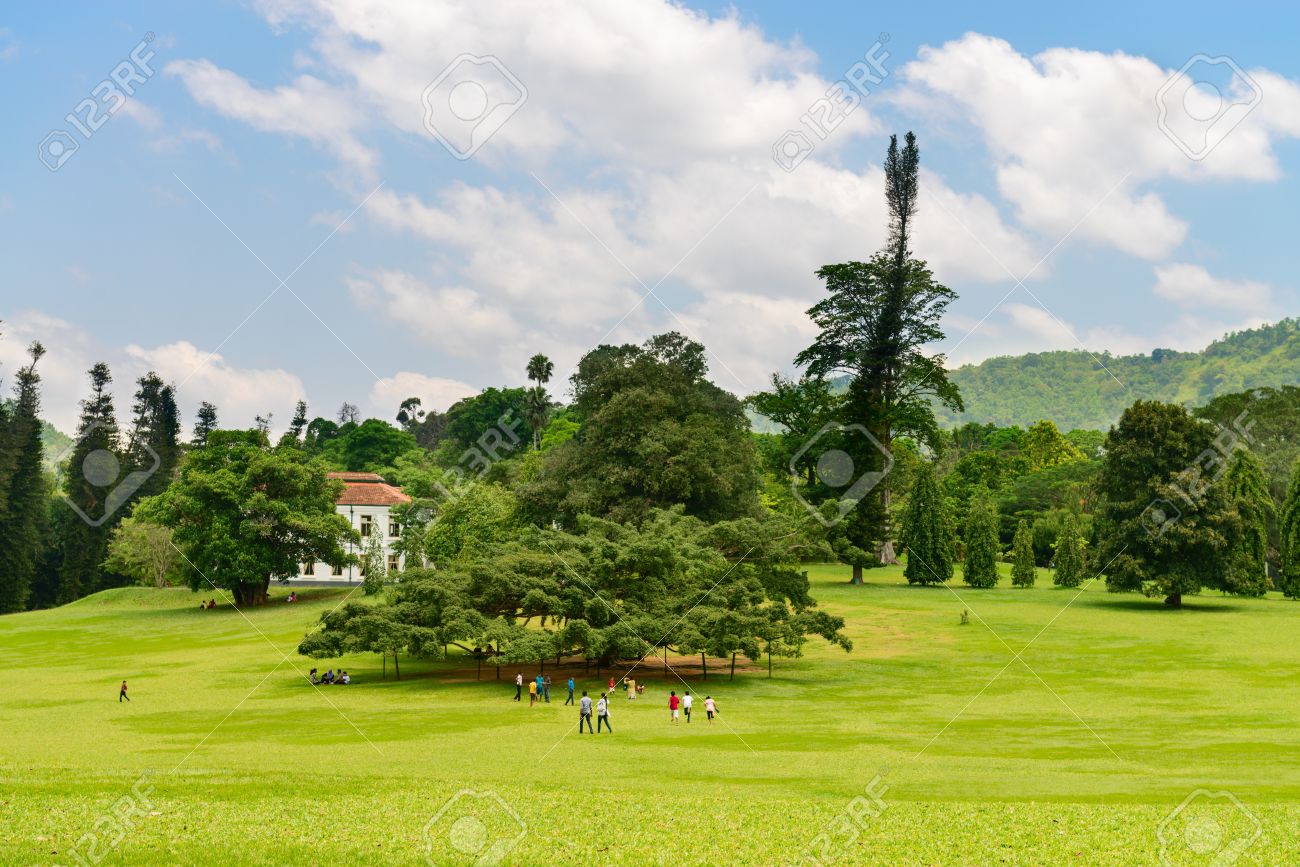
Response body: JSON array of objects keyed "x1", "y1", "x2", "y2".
[
  {"x1": 198, "y1": 599, "x2": 217, "y2": 609},
  {"x1": 310, "y1": 668, "x2": 350, "y2": 685},
  {"x1": 513, "y1": 672, "x2": 720, "y2": 731}
]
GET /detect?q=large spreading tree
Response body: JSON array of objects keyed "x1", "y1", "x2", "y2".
[
  {"x1": 520, "y1": 333, "x2": 759, "y2": 527},
  {"x1": 1095, "y1": 400, "x2": 1253, "y2": 606},
  {"x1": 794, "y1": 132, "x2": 963, "y2": 577},
  {"x1": 137, "y1": 429, "x2": 356, "y2": 605}
]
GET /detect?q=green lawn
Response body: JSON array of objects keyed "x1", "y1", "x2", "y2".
[{"x1": 3, "y1": 565, "x2": 1298, "y2": 865}]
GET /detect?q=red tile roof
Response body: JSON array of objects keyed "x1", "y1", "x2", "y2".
[{"x1": 327, "y1": 472, "x2": 411, "y2": 506}]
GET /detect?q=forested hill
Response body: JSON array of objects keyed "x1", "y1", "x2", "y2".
[{"x1": 935, "y1": 318, "x2": 1300, "y2": 431}]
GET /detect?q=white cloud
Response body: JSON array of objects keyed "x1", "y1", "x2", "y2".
[
  {"x1": 368, "y1": 372, "x2": 478, "y2": 419},
  {"x1": 165, "y1": 58, "x2": 375, "y2": 173},
  {"x1": 897, "y1": 34, "x2": 1300, "y2": 258},
  {"x1": 1152, "y1": 263, "x2": 1275, "y2": 312},
  {"x1": 123, "y1": 341, "x2": 308, "y2": 434}
]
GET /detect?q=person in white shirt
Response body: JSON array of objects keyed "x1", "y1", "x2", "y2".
[
  {"x1": 704, "y1": 696, "x2": 717, "y2": 722},
  {"x1": 597, "y1": 693, "x2": 613, "y2": 733},
  {"x1": 514, "y1": 672, "x2": 523, "y2": 702},
  {"x1": 682, "y1": 691, "x2": 693, "y2": 723}
]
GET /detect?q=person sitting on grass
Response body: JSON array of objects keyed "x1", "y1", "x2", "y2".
[
  {"x1": 340, "y1": 671, "x2": 350, "y2": 684},
  {"x1": 323, "y1": 669, "x2": 335, "y2": 684},
  {"x1": 309, "y1": 668, "x2": 319, "y2": 684}
]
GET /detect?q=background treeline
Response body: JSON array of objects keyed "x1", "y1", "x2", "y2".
[{"x1": 934, "y1": 318, "x2": 1300, "y2": 431}]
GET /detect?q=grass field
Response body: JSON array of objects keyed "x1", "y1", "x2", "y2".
[{"x1": 3, "y1": 564, "x2": 1299, "y2": 865}]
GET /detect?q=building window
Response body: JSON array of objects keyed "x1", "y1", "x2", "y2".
[
  {"x1": 360, "y1": 515, "x2": 373, "y2": 537},
  {"x1": 331, "y1": 564, "x2": 343, "y2": 577},
  {"x1": 388, "y1": 554, "x2": 400, "y2": 573},
  {"x1": 360, "y1": 558, "x2": 368, "y2": 577},
  {"x1": 389, "y1": 519, "x2": 401, "y2": 537},
  {"x1": 302, "y1": 561, "x2": 315, "y2": 575}
]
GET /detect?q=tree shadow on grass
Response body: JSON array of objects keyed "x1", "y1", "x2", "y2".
[{"x1": 1070, "y1": 596, "x2": 1241, "y2": 613}]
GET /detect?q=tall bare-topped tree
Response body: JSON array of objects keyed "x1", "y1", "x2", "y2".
[{"x1": 796, "y1": 133, "x2": 963, "y2": 579}]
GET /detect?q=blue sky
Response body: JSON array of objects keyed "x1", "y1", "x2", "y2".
[{"x1": 4, "y1": 1, "x2": 1300, "y2": 433}]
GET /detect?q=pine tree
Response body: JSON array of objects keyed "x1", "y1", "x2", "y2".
[
  {"x1": 57, "y1": 362, "x2": 121, "y2": 602},
  {"x1": 0, "y1": 342, "x2": 48, "y2": 612},
  {"x1": 124, "y1": 372, "x2": 181, "y2": 501},
  {"x1": 1222, "y1": 449, "x2": 1272, "y2": 596},
  {"x1": 287, "y1": 400, "x2": 309, "y2": 441},
  {"x1": 192, "y1": 401, "x2": 218, "y2": 448},
  {"x1": 1010, "y1": 519, "x2": 1036, "y2": 588},
  {"x1": 901, "y1": 463, "x2": 953, "y2": 585},
  {"x1": 1053, "y1": 512, "x2": 1087, "y2": 588},
  {"x1": 961, "y1": 488, "x2": 1000, "y2": 588},
  {"x1": 361, "y1": 532, "x2": 387, "y2": 595},
  {"x1": 1279, "y1": 458, "x2": 1300, "y2": 598}
]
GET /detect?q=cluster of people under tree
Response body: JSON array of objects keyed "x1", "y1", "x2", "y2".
[
  {"x1": 310, "y1": 668, "x2": 350, "y2": 684},
  {"x1": 198, "y1": 599, "x2": 217, "y2": 609},
  {"x1": 513, "y1": 671, "x2": 719, "y2": 732}
]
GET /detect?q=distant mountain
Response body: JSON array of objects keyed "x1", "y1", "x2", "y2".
[{"x1": 937, "y1": 319, "x2": 1300, "y2": 431}]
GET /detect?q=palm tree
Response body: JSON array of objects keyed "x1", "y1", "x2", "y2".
[
  {"x1": 524, "y1": 386, "x2": 551, "y2": 450},
  {"x1": 526, "y1": 353, "x2": 554, "y2": 389}
]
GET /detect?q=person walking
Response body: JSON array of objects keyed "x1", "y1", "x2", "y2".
[
  {"x1": 528, "y1": 678, "x2": 538, "y2": 706},
  {"x1": 119, "y1": 680, "x2": 130, "y2": 702},
  {"x1": 579, "y1": 691, "x2": 593, "y2": 733},
  {"x1": 683, "y1": 690, "x2": 693, "y2": 723},
  {"x1": 626, "y1": 677, "x2": 636, "y2": 700},
  {"x1": 597, "y1": 693, "x2": 612, "y2": 733},
  {"x1": 704, "y1": 695, "x2": 716, "y2": 723},
  {"x1": 668, "y1": 690, "x2": 680, "y2": 724},
  {"x1": 514, "y1": 672, "x2": 523, "y2": 701},
  {"x1": 543, "y1": 675, "x2": 552, "y2": 704},
  {"x1": 565, "y1": 677, "x2": 575, "y2": 706}
]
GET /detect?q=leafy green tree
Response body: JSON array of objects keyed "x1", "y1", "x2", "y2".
[
  {"x1": 1278, "y1": 458, "x2": 1300, "y2": 598},
  {"x1": 103, "y1": 517, "x2": 179, "y2": 588},
  {"x1": 191, "y1": 401, "x2": 218, "y2": 448},
  {"x1": 0, "y1": 342, "x2": 47, "y2": 612},
  {"x1": 1221, "y1": 449, "x2": 1272, "y2": 596},
  {"x1": 961, "y1": 488, "x2": 1000, "y2": 588},
  {"x1": 426, "y1": 482, "x2": 522, "y2": 565},
  {"x1": 1052, "y1": 512, "x2": 1087, "y2": 588},
  {"x1": 1022, "y1": 420, "x2": 1086, "y2": 471},
  {"x1": 396, "y1": 397, "x2": 424, "y2": 432},
  {"x1": 900, "y1": 463, "x2": 953, "y2": 585},
  {"x1": 524, "y1": 386, "x2": 551, "y2": 451},
  {"x1": 1096, "y1": 400, "x2": 1242, "y2": 605},
  {"x1": 57, "y1": 362, "x2": 122, "y2": 603},
  {"x1": 444, "y1": 387, "x2": 528, "y2": 454},
  {"x1": 795, "y1": 133, "x2": 963, "y2": 569},
  {"x1": 1011, "y1": 519, "x2": 1036, "y2": 587},
  {"x1": 299, "y1": 602, "x2": 432, "y2": 679},
  {"x1": 747, "y1": 373, "x2": 840, "y2": 482},
  {"x1": 521, "y1": 333, "x2": 759, "y2": 527},
  {"x1": 319, "y1": 418, "x2": 417, "y2": 471},
  {"x1": 137, "y1": 429, "x2": 356, "y2": 605},
  {"x1": 279, "y1": 400, "x2": 309, "y2": 447}
]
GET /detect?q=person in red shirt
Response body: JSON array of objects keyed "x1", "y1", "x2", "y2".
[
  {"x1": 668, "y1": 690, "x2": 680, "y2": 724},
  {"x1": 119, "y1": 680, "x2": 129, "y2": 702}
]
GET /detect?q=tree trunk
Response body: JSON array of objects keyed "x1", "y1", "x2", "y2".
[
  {"x1": 850, "y1": 563, "x2": 863, "y2": 585},
  {"x1": 663, "y1": 647, "x2": 668, "y2": 675},
  {"x1": 730, "y1": 652, "x2": 736, "y2": 681},
  {"x1": 768, "y1": 650, "x2": 772, "y2": 678},
  {"x1": 1165, "y1": 593, "x2": 1182, "y2": 607},
  {"x1": 876, "y1": 484, "x2": 900, "y2": 565},
  {"x1": 701, "y1": 653, "x2": 707, "y2": 680},
  {"x1": 477, "y1": 655, "x2": 481, "y2": 680},
  {"x1": 394, "y1": 654, "x2": 400, "y2": 680}
]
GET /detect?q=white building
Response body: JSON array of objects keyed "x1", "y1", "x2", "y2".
[{"x1": 295, "y1": 472, "x2": 411, "y2": 584}]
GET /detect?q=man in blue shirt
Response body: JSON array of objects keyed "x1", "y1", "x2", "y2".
[{"x1": 565, "y1": 676, "x2": 576, "y2": 705}]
